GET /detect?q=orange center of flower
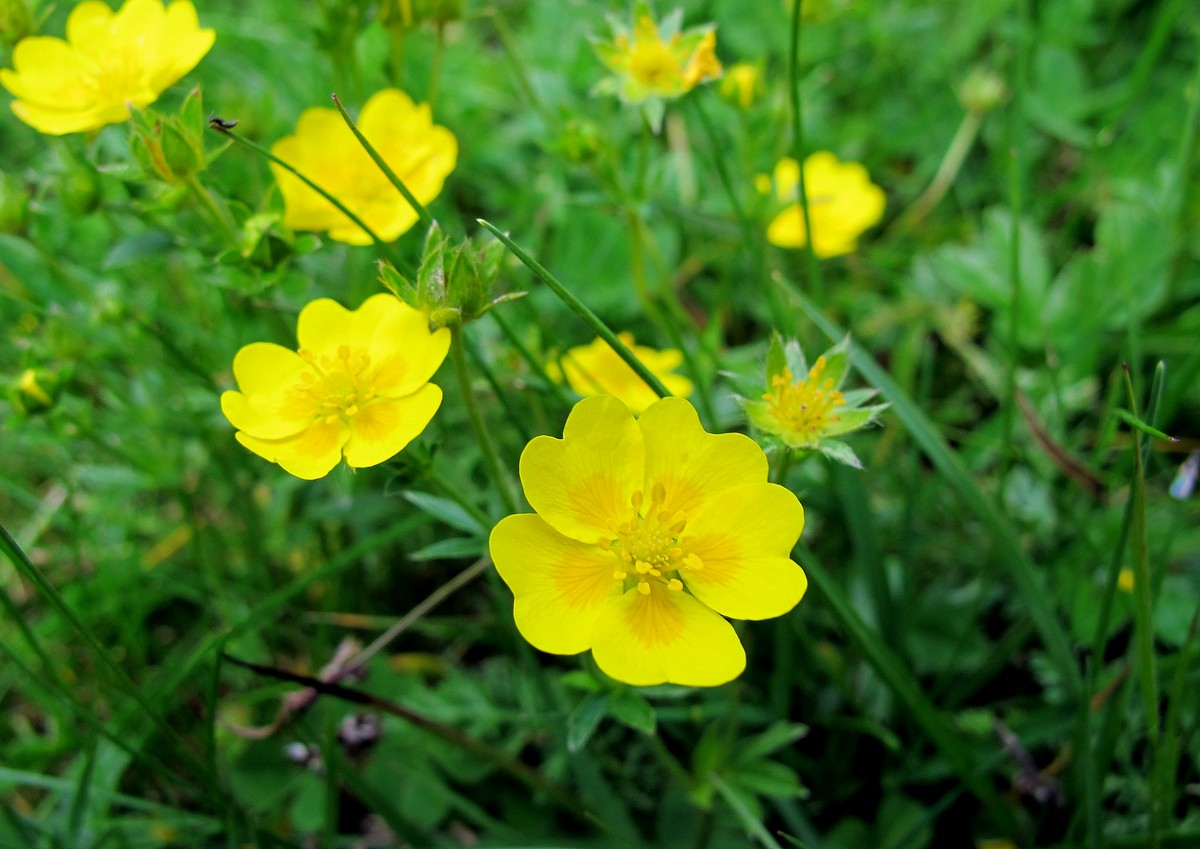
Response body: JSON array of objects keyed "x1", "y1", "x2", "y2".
[
  {"x1": 598, "y1": 484, "x2": 704, "y2": 596},
  {"x1": 292, "y1": 345, "x2": 379, "y2": 425},
  {"x1": 763, "y1": 356, "x2": 845, "y2": 445}
]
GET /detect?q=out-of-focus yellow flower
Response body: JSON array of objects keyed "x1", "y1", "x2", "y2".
[
  {"x1": 270, "y1": 88, "x2": 456, "y2": 245},
  {"x1": 0, "y1": 0, "x2": 214, "y2": 135},
  {"x1": 553, "y1": 332, "x2": 693, "y2": 414},
  {"x1": 976, "y1": 839, "x2": 1019, "y2": 849},
  {"x1": 221, "y1": 294, "x2": 449, "y2": 480},
  {"x1": 719, "y1": 62, "x2": 763, "y2": 109},
  {"x1": 490, "y1": 396, "x2": 807, "y2": 687},
  {"x1": 594, "y1": 2, "x2": 721, "y2": 128},
  {"x1": 763, "y1": 152, "x2": 885, "y2": 257},
  {"x1": 1117, "y1": 568, "x2": 1135, "y2": 594}
]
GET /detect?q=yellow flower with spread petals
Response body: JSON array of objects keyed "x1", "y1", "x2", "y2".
[
  {"x1": 490, "y1": 396, "x2": 807, "y2": 687},
  {"x1": 221, "y1": 294, "x2": 450, "y2": 480},
  {"x1": 764, "y1": 152, "x2": 885, "y2": 258},
  {"x1": 555, "y1": 333, "x2": 694, "y2": 414},
  {"x1": 270, "y1": 89, "x2": 457, "y2": 245},
  {"x1": 1, "y1": 0, "x2": 214, "y2": 135},
  {"x1": 719, "y1": 62, "x2": 763, "y2": 109}
]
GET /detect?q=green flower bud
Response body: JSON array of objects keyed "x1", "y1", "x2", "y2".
[{"x1": 958, "y1": 68, "x2": 1007, "y2": 114}]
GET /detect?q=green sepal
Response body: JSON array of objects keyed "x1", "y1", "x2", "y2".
[
  {"x1": 765, "y1": 331, "x2": 789, "y2": 382},
  {"x1": 815, "y1": 438, "x2": 863, "y2": 469},
  {"x1": 821, "y1": 404, "x2": 888, "y2": 437}
]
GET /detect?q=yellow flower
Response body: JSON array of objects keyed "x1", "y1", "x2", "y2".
[
  {"x1": 221, "y1": 294, "x2": 450, "y2": 480},
  {"x1": 742, "y1": 334, "x2": 887, "y2": 467},
  {"x1": 719, "y1": 62, "x2": 763, "y2": 109},
  {"x1": 0, "y1": 0, "x2": 214, "y2": 135},
  {"x1": 270, "y1": 88, "x2": 457, "y2": 245},
  {"x1": 555, "y1": 333, "x2": 694, "y2": 414},
  {"x1": 594, "y1": 3, "x2": 721, "y2": 120},
  {"x1": 1117, "y1": 568, "x2": 1135, "y2": 594},
  {"x1": 490, "y1": 396, "x2": 807, "y2": 687},
  {"x1": 764, "y1": 152, "x2": 885, "y2": 257}
]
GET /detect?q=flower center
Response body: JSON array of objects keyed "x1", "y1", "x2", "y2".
[
  {"x1": 622, "y1": 20, "x2": 684, "y2": 90},
  {"x1": 763, "y1": 356, "x2": 845, "y2": 445},
  {"x1": 598, "y1": 484, "x2": 704, "y2": 596},
  {"x1": 291, "y1": 345, "x2": 378, "y2": 425},
  {"x1": 85, "y1": 53, "x2": 145, "y2": 103}
]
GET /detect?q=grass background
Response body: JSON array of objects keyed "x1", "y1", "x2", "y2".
[{"x1": 1, "y1": 0, "x2": 1198, "y2": 847}]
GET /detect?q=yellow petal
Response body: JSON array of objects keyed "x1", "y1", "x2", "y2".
[
  {"x1": 222, "y1": 342, "x2": 314, "y2": 438},
  {"x1": 235, "y1": 418, "x2": 349, "y2": 480},
  {"x1": 1, "y1": 38, "x2": 93, "y2": 109},
  {"x1": 65, "y1": 1, "x2": 117, "y2": 47},
  {"x1": 8, "y1": 98, "x2": 125, "y2": 135},
  {"x1": 490, "y1": 514, "x2": 619, "y2": 655},
  {"x1": 342, "y1": 385, "x2": 442, "y2": 469},
  {"x1": 682, "y1": 483, "x2": 807, "y2": 620},
  {"x1": 590, "y1": 585, "x2": 745, "y2": 686},
  {"x1": 358, "y1": 295, "x2": 450, "y2": 396},
  {"x1": 638, "y1": 397, "x2": 768, "y2": 519},
  {"x1": 520, "y1": 396, "x2": 644, "y2": 544},
  {"x1": 148, "y1": 1, "x2": 214, "y2": 91},
  {"x1": 294, "y1": 298, "x2": 357, "y2": 354},
  {"x1": 221, "y1": 390, "x2": 309, "y2": 440}
]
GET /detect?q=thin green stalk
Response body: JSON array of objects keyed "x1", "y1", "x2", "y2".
[
  {"x1": 787, "y1": 0, "x2": 822, "y2": 301},
  {"x1": 331, "y1": 93, "x2": 433, "y2": 233},
  {"x1": 184, "y1": 175, "x2": 238, "y2": 242},
  {"x1": 1168, "y1": 38, "x2": 1200, "y2": 290},
  {"x1": 489, "y1": 308, "x2": 573, "y2": 406},
  {"x1": 426, "y1": 464, "x2": 493, "y2": 530},
  {"x1": 209, "y1": 122, "x2": 392, "y2": 255},
  {"x1": 689, "y1": 96, "x2": 783, "y2": 327},
  {"x1": 788, "y1": 286, "x2": 1084, "y2": 698},
  {"x1": 427, "y1": 23, "x2": 446, "y2": 107},
  {"x1": 1122, "y1": 365, "x2": 1161, "y2": 849},
  {"x1": 450, "y1": 323, "x2": 519, "y2": 515},
  {"x1": 1001, "y1": 0, "x2": 1032, "y2": 492},
  {"x1": 486, "y1": 5, "x2": 557, "y2": 127},
  {"x1": 465, "y1": 331, "x2": 536, "y2": 443},
  {"x1": 895, "y1": 109, "x2": 984, "y2": 230},
  {"x1": 478, "y1": 220, "x2": 672, "y2": 399},
  {"x1": 710, "y1": 772, "x2": 785, "y2": 849}
]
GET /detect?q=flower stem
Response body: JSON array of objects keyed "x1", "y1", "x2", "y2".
[
  {"x1": 787, "y1": 0, "x2": 823, "y2": 302},
  {"x1": 893, "y1": 109, "x2": 984, "y2": 231},
  {"x1": 184, "y1": 175, "x2": 237, "y2": 243},
  {"x1": 208, "y1": 121, "x2": 394, "y2": 256},
  {"x1": 449, "y1": 323, "x2": 519, "y2": 515},
  {"x1": 478, "y1": 219, "x2": 672, "y2": 400},
  {"x1": 331, "y1": 93, "x2": 434, "y2": 233}
]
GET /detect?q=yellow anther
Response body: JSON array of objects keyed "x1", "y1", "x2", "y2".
[
  {"x1": 652, "y1": 481, "x2": 666, "y2": 503},
  {"x1": 613, "y1": 570, "x2": 627, "y2": 580},
  {"x1": 667, "y1": 578, "x2": 683, "y2": 591},
  {"x1": 597, "y1": 537, "x2": 614, "y2": 551},
  {"x1": 684, "y1": 553, "x2": 703, "y2": 571},
  {"x1": 338, "y1": 344, "x2": 352, "y2": 360},
  {"x1": 637, "y1": 581, "x2": 651, "y2": 596},
  {"x1": 631, "y1": 490, "x2": 644, "y2": 511},
  {"x1": 344, "y1": 405, "x2": 359, "y2": 416},
  {"x1": 298, "y1": 348, "x2": 317, "y2": 363},
  {"x1": 635, "y1": 560, "x2": 653, "y2": 574},
  {"x1": 649, "y1": 568, "x2": 661, "y2": 577}
]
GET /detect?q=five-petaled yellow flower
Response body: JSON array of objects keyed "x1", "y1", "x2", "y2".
[
  {"x1": 270, "y1": 88, "x2": 457, "y2": 245},
  {"x1": 555, "y1": 333, "x2": 693, "y2": 414},
  {"x1": 490, "y1": 396, "x2": 807, "y2": 687},
  {"x1": 1, "y1": 0, "x2": 214, "y2": 135},
  {"x1": 762, "y1": 152, "x2": 886, "y2": 258},
  {"x1": 221, "y1": 294, "x2": 450, "y2": 480}
]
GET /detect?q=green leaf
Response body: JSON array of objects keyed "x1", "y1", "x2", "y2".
[
  {"x1": 733, "y1": 722, "x2": 808, "y2": 764},
  {"x1": 402, "y1": 490, "x2": 487, "y2": 535},
  {"x1": 607, "y1": 689, "x2": 656, "y2": 734},
  {"x1": 1115, "y1": 408, "x2": 1177, "y2": 443},
  {"x1": 566, "y1": 693, "x2": 609, "y2": 753},
  {"x1": 409, "y1": 537, "x2": 486, "y2": 561},
  {"x1": 766, "y1": 332, "x2": 788, "y2": 381}
]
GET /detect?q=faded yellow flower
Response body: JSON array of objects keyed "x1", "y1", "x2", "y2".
[
  {"x1": 593, "y1": 2, "x2": 721, "y2": 128},
  {"x1": 490, "y1": 396, "x2": 807, "y2": 687},
  {"x1": 554, "y1": 333, "x2": 693, "y2": 414},
  {"x1": 719, "y1": 62, "x2": 763, "y2": 109},
  {"x1": 270, "y1": 88, "x2": 457, "y2": 245},
  {"x1": 1117, "y1": 568, "x2": 1135, "y2": 594},
  {"x1": 764, "y1": 152, "x2": 885, "y2": 257},
  {"x1": 221, "y1": 294, "x2": 449, "y2": 480},
  {"x1": 1, "y1": 0, "x2": 214, "y2": 135}
]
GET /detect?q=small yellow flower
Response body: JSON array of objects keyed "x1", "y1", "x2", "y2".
[
  {"x1": 490, "y1": 396, "x2": 807, "y2": 687},
  {"x1": 742, "y1": 335, "x2": 886, "y2": 467},
  {"x1": 1, "y1": 0, "x2": 214, "y2": 135},
  {"x1": 1117, "y1": 568, "x2": 1135, "y2": 594},
  {"x1": 221, "y1": 294, "x2": 450, "y2": 480},
  {"x1": 719, "y1": 62, "x2": 763, "y2": 109},
  {"x1": 270, "y1": 88, "x2": 457, "y2": 245},
  {"x1": 555, "y1": 333, "x2": 693, "y2": 414},
  {"x1": 593, "y1": 2, "x2": 721, "y2": 127},
  {"x1": 976, "y1": 840, "x2": 1019, "y2": 849},
  {"x1": 764, "y1": 152, "x2": 885, "y2": 257}
]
